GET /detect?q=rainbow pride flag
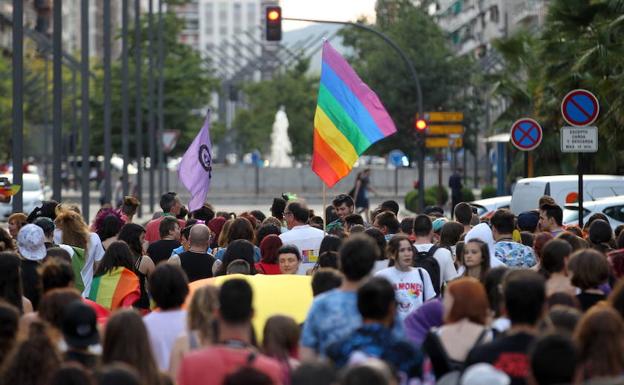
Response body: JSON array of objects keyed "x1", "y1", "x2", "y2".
[
  {"x1": 312, "y1": 40, "x2": 397, "y2": 187},
  {"x1": 88, "y1": 267, "x2": 140, "y2": 311}
]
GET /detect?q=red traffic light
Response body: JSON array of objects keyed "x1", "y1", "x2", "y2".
[
  {"x1": 265, "y1": 6, "x2": 282, "y2": 41},
  {"x1": 415, "y1": 118, "x2": 428, "y2": 132}
]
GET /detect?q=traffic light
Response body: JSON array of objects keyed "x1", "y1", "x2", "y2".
[
  {"x1": 415, "y1": 118, "x2": 428, "y2": 133},
  {"x1": 265, "y1": 6, "x2": 282, "y2": 41}
]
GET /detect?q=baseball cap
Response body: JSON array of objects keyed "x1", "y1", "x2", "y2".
[
  {"x1": 432, "y1": 217, "x2": 448, "y2": 233},
  {"x1": 62, "y1": 301, "x2": 100, "y2": 349},
  {"x1": 16, "y1": 224, "x2": 47, "y2": 261},
  {"x1": 517, "y1": 211, "x2": 540, "y2": 232}
]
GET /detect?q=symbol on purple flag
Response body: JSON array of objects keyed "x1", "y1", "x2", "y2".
[{"x1": 178, "y1": 111, "x2": 213, "y2": 212}]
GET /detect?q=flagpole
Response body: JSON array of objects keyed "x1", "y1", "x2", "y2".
[{"x1": 322, "y1": 184, "x2": 327, "y2": 234}]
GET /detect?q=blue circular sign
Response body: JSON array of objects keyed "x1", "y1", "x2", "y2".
[
  {"x1": 561, "y1": 89, "x2": 599, "y2": 126},
  {"x1": 510, "y1": 118, "x2": 542, "y2": 151},
  {"x1": 388, "y1": 150, "x2": 406, "y2": 167}
]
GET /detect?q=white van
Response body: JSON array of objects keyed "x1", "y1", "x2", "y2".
[{"x1": 510, "y1": 175, "x2": 624, "y2": 214}]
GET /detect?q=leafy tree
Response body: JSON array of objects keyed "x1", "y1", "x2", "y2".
[{"x1": 232, "y1": 58, "x2": 318, "y2": 157}]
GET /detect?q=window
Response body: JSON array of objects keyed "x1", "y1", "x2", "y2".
[
  {"x1": 490, "y1": 5, "x2": 500, "y2": 23},
  {"x1": 604, "y1": 206, "x2": 624, "y2": 223},
  {"x1": 247, "y1": 3, "x2": 257, "y2": 25},
  {"x1": 218, "y1": 2, "x2": 228, "y2": 21}
]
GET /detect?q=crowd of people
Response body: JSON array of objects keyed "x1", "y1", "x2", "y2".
[{"x1": 1, "y1": 189, "x2": 624, "y2": 385}]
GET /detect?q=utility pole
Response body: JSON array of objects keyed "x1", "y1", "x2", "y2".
[
  {"x1": 52, "y1": 0, "x2": 63, "y2": 202},
  {"x1": 135, "y1": 0, "x2": 144, "y2": 217},
  {"x1": 147, "y1": 0, "x2": 156, "y2": 212},
  {"x1": 103, "y1": 0, "x2": 112, "y2": 204},
  {"x1": 81, "y1": 0, "x2": 90, "y2": 222},
  {"x1": 157, "y1": 0, "x2": 165, "y2": 197},
  {"x1": 12, "y1": 0, "x2": 24, "y2": 213},
  {"x1": 121, "y1": 0, "x2": 130, "y2": 198}
]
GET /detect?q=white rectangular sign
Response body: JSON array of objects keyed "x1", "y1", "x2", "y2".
[{"x1": 561, "y1": 126, "x2": 598, "y2": 153}]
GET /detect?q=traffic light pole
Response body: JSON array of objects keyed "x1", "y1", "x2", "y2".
[{"x1": 282, "y1": 17, "x2": 426, "y2": 211}]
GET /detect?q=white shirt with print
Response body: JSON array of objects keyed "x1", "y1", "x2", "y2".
[{"x1": 375, "y1": 266, "x2": 436, "y2": 320}]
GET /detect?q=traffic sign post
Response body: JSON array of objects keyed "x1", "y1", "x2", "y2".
[
  {"x1": 560, "y1": 89, "x2": 600, "y2": 229},
  {"x1": 425, "y1": 136, "x2": 463, "y2": 148},
  {"x1": 510, "y1": 118, "x2": 543, "y2": 178}
]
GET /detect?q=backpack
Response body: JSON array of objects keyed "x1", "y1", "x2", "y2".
[{"x1": 413, "y1": 245, "x2": 441, "y2": 296}]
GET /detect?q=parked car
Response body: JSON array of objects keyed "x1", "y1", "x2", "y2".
[
  {"x1": 470, "y1": 196, "x2": 512, "y2": 218},
  {"x1": 0, "y1": 173, "x2": 45, "y2": 219},
  {"x1": 510, "y1": 175, "x2": 624, "y2": 214},
  {"x1": 563, "y1": 196, "x2": 624, "y2": 229}
]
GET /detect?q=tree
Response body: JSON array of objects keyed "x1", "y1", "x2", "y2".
[
  {"x1": 89, "y1": 11, "x2": 219, "y2": 158},
  {"x1": 232, "y1": 58, "x2": 318, "y2": 157}
]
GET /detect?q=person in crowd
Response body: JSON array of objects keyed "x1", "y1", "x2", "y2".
[
  {"x1": 372, "y1": 211, "x2": 400, "y2": 241},
  {"x1": 453, "y1": 202, "x2": 473, "y2": 234},
  {"x1": 556, "y1": 231, "x2": 588, "y2": 252},
  {"x1": 38, "y1": 288, "x2": 83, "y2": 344},
  {"x1": 327, "y1": 277, "x2": 423, "y2": 382},
  {"x1": 0, "y1": 251, "x2": 31, "y2": 313},
  {"x1": 376, "y1": 235, "x2": 436, "y2": 320},
  {"x1": 88, "y1": 242, "x2": 140, "y2": 311},
  {"x1": 263, "y1": 315, "x2": 301, "y2": 380},
  {"x1": 215, "y1": 217, "x2": 261, "y2": 262},
  {"x1": 119, "y1": 196, "x2": 140, "y2": 223},
  {"x1": 588, "y1": 219, "x2": 614, "y2": 254},
  {"x1": 465, "y1": 270, "x2": 546, "y2": 385},
  {"x1": 540, "y1": 239, "x2": 575, "y2": 297},
  {"x1": 144, "y1": 192, "x2": 185, "y2": 243},
  {"x1": 226, "y1": 260, "x2": 251, "y2": 275},
  {"x1": 255, "y1": 234, "x2": 282, "y2": 274},
  {"x1": 378, "y1": 200, "x2": 400, "y2": 216},
  {"x1": 33, "y1": 217, "x2": 57, "y2": 249},
  {"x1": 351, "y1": 169, "x2": 375, "y2": 222},
  {"x1": 0, "y1": 321, "x2": 60, "y2": 385},
  {"x1": 608, "y1": 279, "x2": 624, "y2": 319},
  {"x1": 449, "y1": 168, "x2": 463, "y2": 212},
  {"x1": 0, "y1": 227, "x2": 14, "y2": 252},
  {"x1": 312, "y1": 252, "x2": 340, "y2": 274},
  {"x1": 574, "y1": 305, "x2": 624, "y2": 381},
  {"x1": 250, "y1": 210, "x2": 266, "y2": 225},
  {"x1": 344, "y1": 214, "x2": 365, "y2": 234},
  {"x1": 531, "y1": 232, "x2": 554, "y2": 272},
  {"x1": 568, "y1": 249, "x2": 609, "y2": 311},
  {"x1": 464, "y1": 223, "x2": 505, "y2": 269},
  {"x1": 146, "y1": 216, "x2": 182, "y2": 265},
  {"x1": 215, "y1": 239, "x2": 258, "y2": 276},
  {"x1": 412, "y1": 214, "x2": 458, "y2": 291},
  {"x1": 528, "y1": 333, "x2": 579, "y2": 385},
  {"x1": 279, "y1": 201, "x2": 324, "y2": 264},
  {"x1": 363, "y1": 228, "x2": 387, "y2": 262},
  {"x1": 143, "y1": 264, "x2": 189, "y2": 371},
  {"x1": 16, "y1": 224, "x2": 47, "y2": 309},
  {"x1": 169, "y1": 285, "x2": 219, "y2": 379},
  {"x1": 459, "y1": 238, "x2": 491, "y2": 283},
  {"x1": 301, "y1": 234, "x2": 379, "y2": 359},
  {"x1": 177, "y1": 279, "x2": 282, "y2": 385},
  {"x1": 48, "y1": 364, "x2": 94, "y2": 385},
  {"x1": 339, "y1": 360, "x2": 395, "y2": 385},
  {"x1": 490, "y1": 209, "x2": 536, "y2": 268},
  {"x1": 54, "y1": 208, "x2": 106, "y2": 296},
  {"x1": 61, "y1": 300, "x2": 100, "y2": 370},
  {"x1": 170, "y1": 220, "x2": 198, "y2": 257},
  {"x1": 270, "y1": 197, "x2": 287, "y2": 223},
  {"x1": 116, "y1": 223, "x2": 155, "y2": 310},
  {"x1": 169, "y1": 224, "x2": 216, "y2": 282},
  {"x1": 102, "y1": 309, "x2": 164, "y2": 385},
  {"x1": 330, "y1": 194, "x2": 355, "y2": 227},
  {"x1": 517, "y1": 210, "x2": 540, "y2": 234},
  {"x1": 539, "y1": 204, "x2": 565, "y2": 236},
  {"x1": 96, "y1": 363, "x2": 143, "y2": 385},
  {"x1": 27, "y1": 200, "x2": 59, "y2": 223},
  {"x1": 547, "y1": 292, "x2": 581, "y2": 311},
  {"x1": 403, "y1": 299, "x2": 444, "y2": 347},
  {"x1": 311, "y1": 269, "x2": 343, "y2": 297},
  {"x1": 399, "y1": 217, "x2": 415, "y2": 239},
  {"x1": 256, "y1": 224, "x2": 281, "y2": 246},
  {"x1": 191, "y1": 203, "x2": 215, "y2": 222},
  {"x1": 0, "y1": 301, "x2": 19, "y2": 367},
  {"x1": 94, "y1": 210, "x2": 124, "y2": 250},
  {"x1": 7, "y1": 212, "x2": 27, "y2": 239},
  {"x1": 432, "y1": 217, "x2": 448, "y2": 244},
  {"x1": 291, "y1": 362, "x2": 337, "y2": 385},
  {"x1": 438, "y1": 221, "x2": 464, "y2": 262},
  {"x1": 207, "y1": 216, "x2": 227, "y2": 250},
  {"x1": 538, "y1": 305, "x2": 581, "y2": 336},
  {"x1": 278, "y1": 245, "x2": 302, "y2": 275},
  {"x1": 423, "y1": 277, "x2": 492, "y2": 379}
]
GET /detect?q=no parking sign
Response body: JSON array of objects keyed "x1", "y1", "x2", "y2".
[
  {"x1": 510, "y1": 118, "x2": 543, "y2": 151},
  {"x1": 561, "y1": 89, "x2": 599, "y2": 126}
]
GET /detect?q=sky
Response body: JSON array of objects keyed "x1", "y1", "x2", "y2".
[{"x1": 281, "y1": 0, "x2": 377, "y2": 31}]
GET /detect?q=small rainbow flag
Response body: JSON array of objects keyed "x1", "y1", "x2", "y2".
[
  {"x1": 312, "y1": 40, "x2": 397, "y2": 187},
  {"x1": 88, "y1": 267, "x2": 140, "y2": 311}
]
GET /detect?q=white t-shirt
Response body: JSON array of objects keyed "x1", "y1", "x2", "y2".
[
  {"x1": 414, "y1": 243, "x2": 458, "y2": 288},
  {"x1": 143, "y1": 309, "x2": 187, "y2": 371},
  {"x1": 279, "y1": 224, "x2": 324, "y2": 263},
  {"x1": 54, "y1": 229, "x2": 106, "y2": 297},
  {"x1": 375, "y1": 266, "x2": 436, "y2": 320}
]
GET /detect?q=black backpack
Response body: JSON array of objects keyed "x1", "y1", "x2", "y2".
[{"x1": 413, "y1": 245, "x2": 441, "y2": 296}]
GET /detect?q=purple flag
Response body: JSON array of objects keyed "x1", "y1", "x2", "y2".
[{"x1": 178, "y1": 112, "x2": 213, "y2": 212}]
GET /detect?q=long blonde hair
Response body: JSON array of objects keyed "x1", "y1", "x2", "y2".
[
  {"x1": 54, "y1": 210, "x2": 89, "y2": 250},
  {"x1": 188, "y1": 285, "x2": 219, "y2": 344}
]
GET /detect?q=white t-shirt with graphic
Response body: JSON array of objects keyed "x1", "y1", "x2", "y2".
[{"x1": 375, "y1": 266, "x2": 436, "y2": 320}]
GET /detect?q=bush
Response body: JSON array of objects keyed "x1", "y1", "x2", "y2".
[
  {"x1": 425, "y1": 185, "x2": 449, "y2": 205},
  {"x1": 404, "y1": 190, "x2": 436, "y2": 213},
  {"x1": 462, "y1": 188, "x2": 475, "y2": 202},
  {"x1": 480, "y1": 185, "x2": 497, "y2": 199}
]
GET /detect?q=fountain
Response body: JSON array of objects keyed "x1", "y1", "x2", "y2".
[{"x1": 269, "y1": 106, "x2": 293, "y2": 168}]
